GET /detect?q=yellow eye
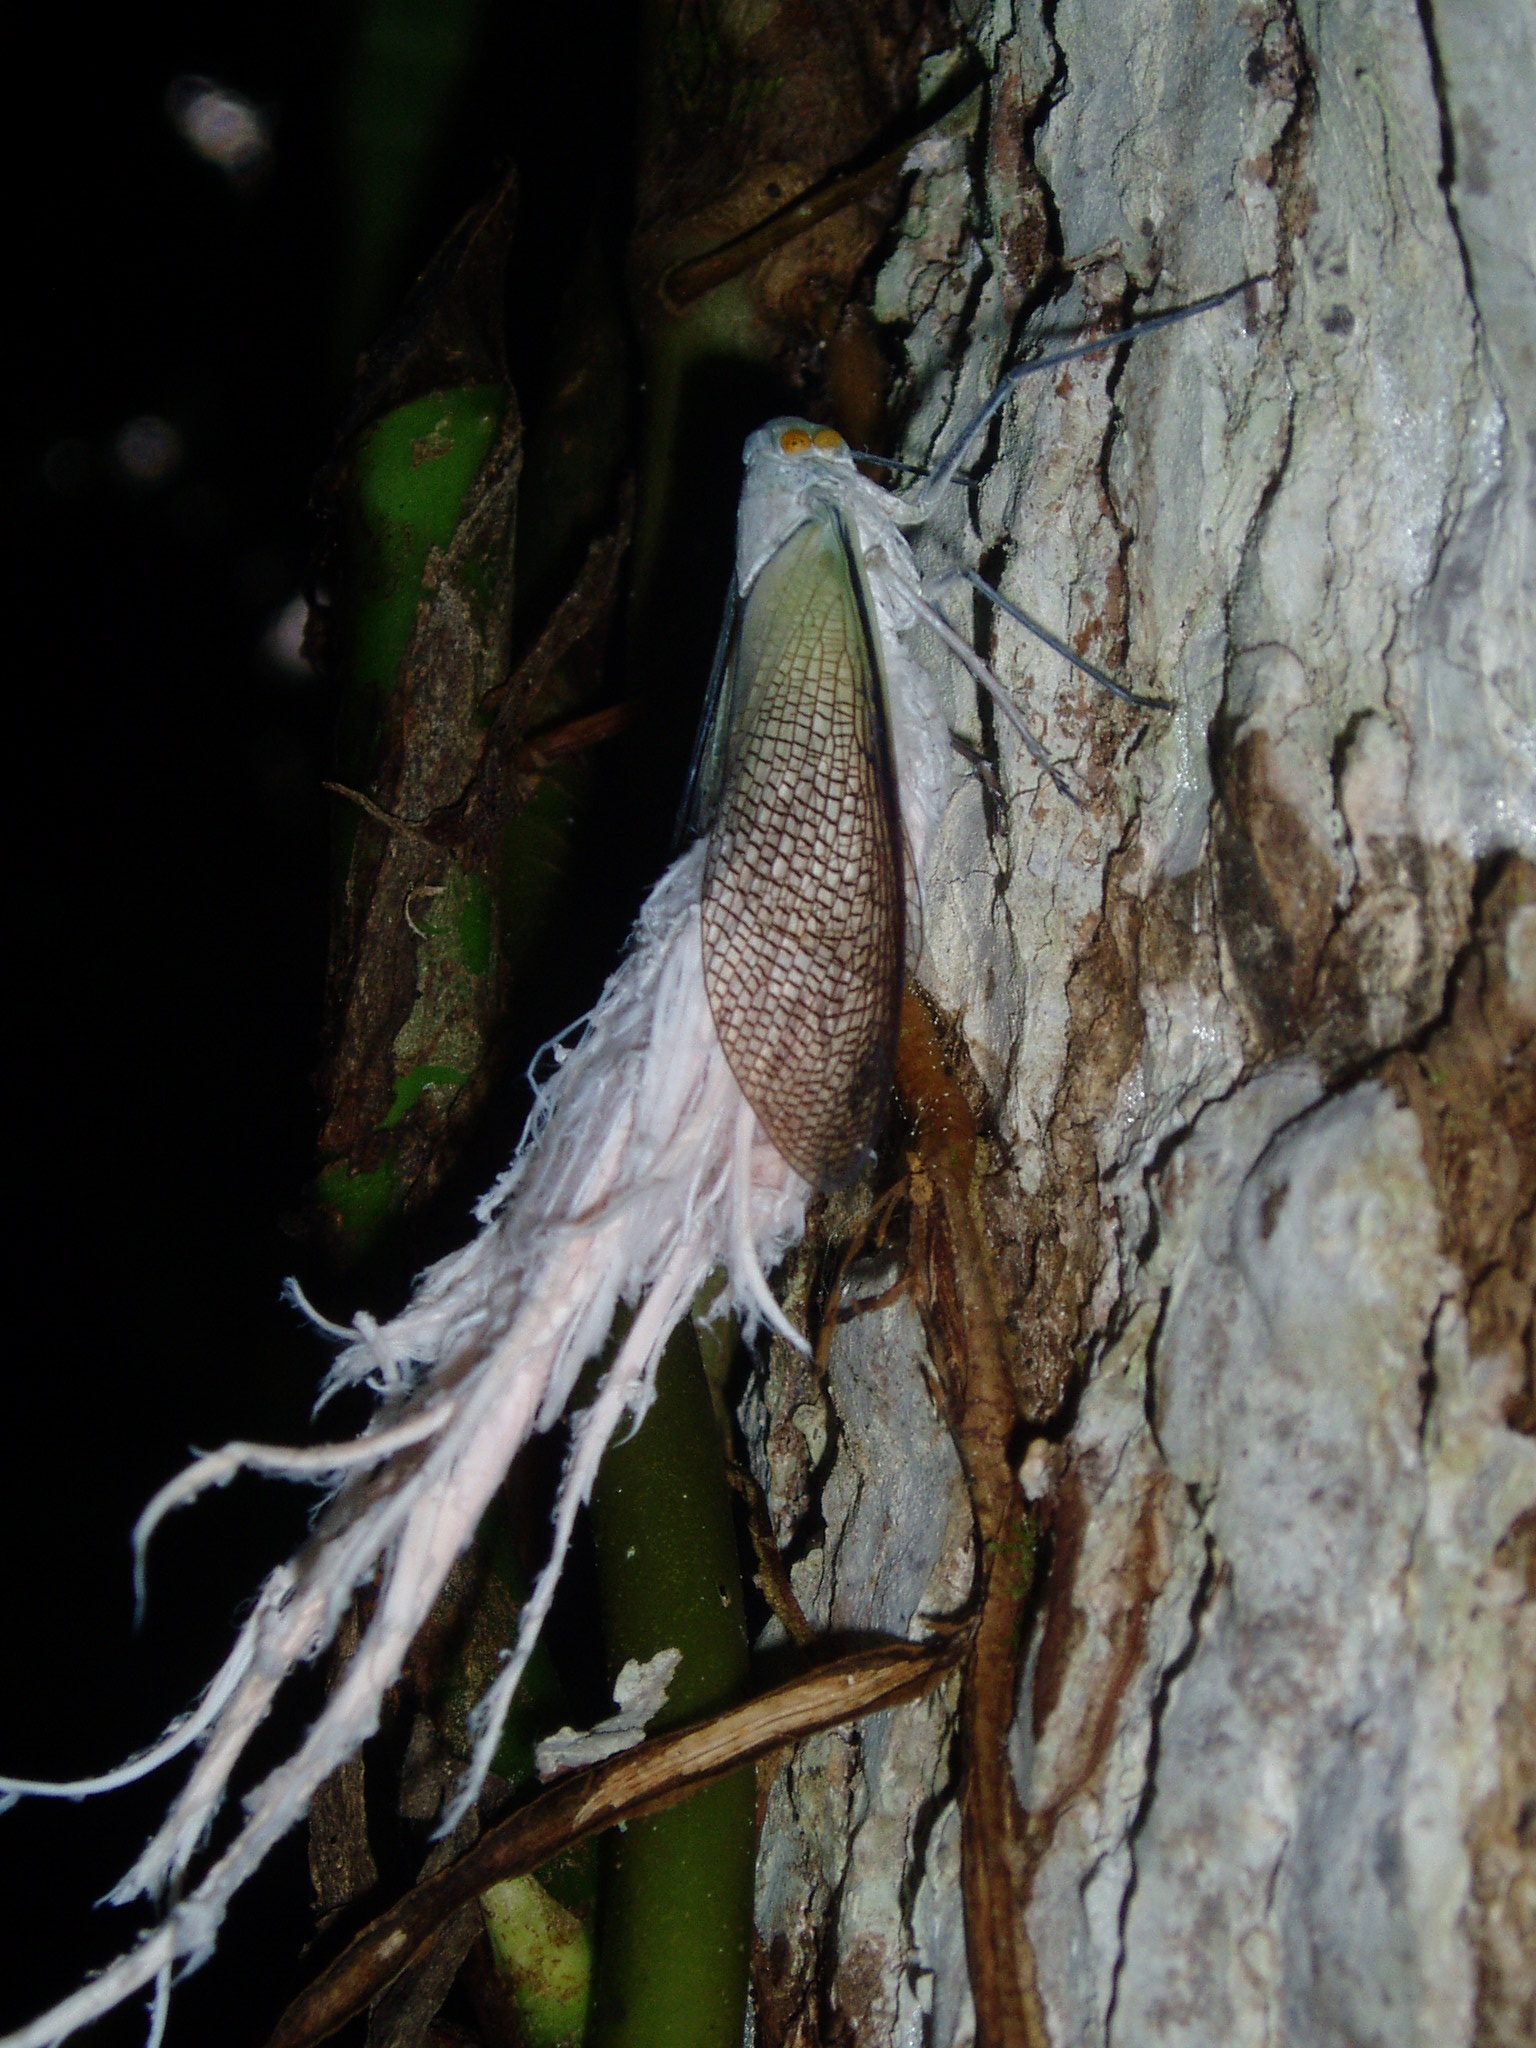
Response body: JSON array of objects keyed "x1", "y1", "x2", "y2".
[
  {"x1": 779, "y1": 427, "x2": 812, "y2": 454},
  {"x1": 812, "y1": 428, "x2": 844, "y2": 451}
]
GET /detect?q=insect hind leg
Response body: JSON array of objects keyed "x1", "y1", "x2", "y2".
[
  {"x1": 909, "y1": 586, "x2": 1086, "y2": 808},
  {"x1": 943, "y1": 567, "x2": 1171, "y2": 712}
]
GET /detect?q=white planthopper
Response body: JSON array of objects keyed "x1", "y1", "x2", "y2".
[
  {"x1": 0, "y1": 278, "x2": 1252, "y2": 2047},
  {"x1": 690, "y1": 280, "x2": 1249, "y2": 1193}
]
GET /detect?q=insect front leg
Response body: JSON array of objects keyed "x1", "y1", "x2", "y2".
[{"x1": 897, "y1": 278, "x2": 1257, "y2": 522}]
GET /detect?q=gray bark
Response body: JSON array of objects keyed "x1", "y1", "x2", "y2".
[{"x1": 749, "y1": 3, "x2": 1535, "y2": 2043}]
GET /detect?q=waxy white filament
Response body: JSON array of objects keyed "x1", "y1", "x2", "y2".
[
  {"x1": 1, "y1": 280, "x2": 1246, "y2": 2047},
  {"x1": 0, "y1": 440, "x2": 959, "y2": 2047}
]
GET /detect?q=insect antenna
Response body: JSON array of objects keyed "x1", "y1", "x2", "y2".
[
  {"x1": 850, "y1": 450, "x2": 919, "y2": 476},
  {"x1": 852, "y1": 450, "x2": 985, "y2": 488}
]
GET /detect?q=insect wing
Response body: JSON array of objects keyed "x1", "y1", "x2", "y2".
[
  {"x1": 676, "y1": 578, "x2": 741, "y2": 845},
  {"x1": 700, "y1": 502, "x2": 904, "y2": 1190}
]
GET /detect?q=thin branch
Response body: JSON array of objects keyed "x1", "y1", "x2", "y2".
[{"x1": 266, "y1": 1632, "x2": 965, "y2": 2047}]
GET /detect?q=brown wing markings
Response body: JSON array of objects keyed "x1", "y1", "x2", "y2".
[{"x1": 700, "y1": 506, "x2": 904, "y2": 1189}]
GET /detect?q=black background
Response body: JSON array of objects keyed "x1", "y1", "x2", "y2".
[{"x1": 7, "y1": 7, "x2": 649, "y2": 2041}]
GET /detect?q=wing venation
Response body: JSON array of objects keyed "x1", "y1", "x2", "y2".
[{"x1": 700, "y1": 506, "x2": 904, "y2": 1189}]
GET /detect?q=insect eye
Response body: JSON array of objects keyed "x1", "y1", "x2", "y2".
[
  {"x1": 779, "y1": 427, "x2": 812, "y2": 454},
  {"x1": 812, "y1": 428, "x2": 844, "y2": 452}
]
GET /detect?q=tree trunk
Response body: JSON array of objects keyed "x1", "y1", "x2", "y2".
[{"x1": 748, "y1": 4, "x2": 1535, "y2": 2043}]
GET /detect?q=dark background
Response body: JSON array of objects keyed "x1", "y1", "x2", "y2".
[{"x1": 6, "y1": 7, "x2": 648, "y2": 2040}]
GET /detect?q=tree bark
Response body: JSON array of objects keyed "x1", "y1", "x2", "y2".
[{"x1": 747, "y1": 4, "x2": 1535, "y2": 2043}]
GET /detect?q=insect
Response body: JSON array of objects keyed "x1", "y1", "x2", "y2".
[
  {"x1": 0, "y1": 282, "x2": 1253, "y2": 2048},
  {"x1": 684, "y1": 283, "x2": 1252, "y2": 1191}
]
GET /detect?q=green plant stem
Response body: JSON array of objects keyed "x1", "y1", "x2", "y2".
[
  {"x1": 334, "y1": 0, "x2": 492, "y2": 359},
  {"x1": 439, "y1": 1503, "x2": 596, "y2": 2045},
  {"x1": 586, "y1": 1314, "x2": 755, "y2": 2048},
  {"x1": 318, "y1": 382, "x2": 516, "y2": 1255}
]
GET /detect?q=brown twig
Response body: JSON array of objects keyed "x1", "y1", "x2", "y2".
[
  {"x1": 660, "y1": 136, "x2": 921, "y2": 313},
  {"x1": 658, "y1": 86, "x2": 982, "y2": 314},
  {"x1": 444, "y1": 489, "x2": 635, "y2": 859},
  {"x1": 725, "y1": 1449, "x2": 816, "y2": 1648},
  {"x1": 895, "y1": 988, "x2": 1044, "y2": 2048},
  {"x1": 320, "y1": 781, "x2": 436, "y2": 843},
  {"x1": 515, "y1": 701, "x2": 633, "y2": 771},
  {"x1": 266, "y1": 1633, "x2": 964, "y2": 2048}
]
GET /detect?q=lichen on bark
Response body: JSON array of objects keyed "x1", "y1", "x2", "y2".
[{"x1": 746, "y1": 4, "x2": 1535, "y2": 2044}]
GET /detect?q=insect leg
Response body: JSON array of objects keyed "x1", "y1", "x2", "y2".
[
  {"x1": 909, "y1": 587, "x2": 1084, "y2": 806},
  {"x1": 938, "y1": 567, "x2": 1170, "y2": 711},
  {"x1": 903, "y1": 278, "x2": 1256, "y2": 519},
  {"x1": 850, "y1": 451, "x2": 985, "y2": 490}
]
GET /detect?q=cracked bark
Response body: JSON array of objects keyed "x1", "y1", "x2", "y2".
[{"x1": 746, "y1": 4, "x2": 1535, "y2": 2044}]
